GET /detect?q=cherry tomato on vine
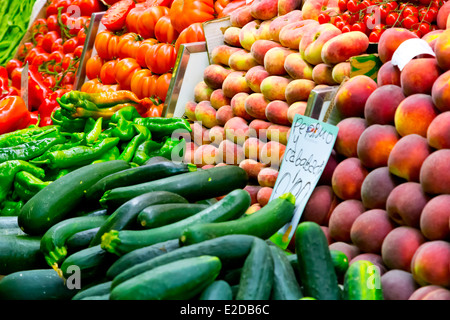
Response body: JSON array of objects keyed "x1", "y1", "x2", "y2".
[
  {"x1": 346, "y1": 0, "x2": 359, "y2": 13},
  {"x1": 318, "y1": 12, "x2": 331, "y2": 24},
  {"x1": 16, "y1": 43, "x2": 34, "y2": 61},
  {"x1": 71, "y1": 0, "x2": 104, "y2": 17},
  {"x1": 351, "y1": 22, "x2": 367, "y2": 33},
  {"x1": 51, "y1": 38, "x2": 64, "y2": 53},
  {"x1": 63, "y1": 37, "x2": 79, "y2": 54},
  {"x1": 419, "y1": 7, "x2": 438, "y2": 24},
  {"x1": 77, "y1": 28, "x2": 87, "y2": 46},
  {"x1": 403, "y1": 5, "x2": 419, "y2": 18},
  {"x1": 338, "y1": 0, "x2": 348, "y2": 12},
  {"x1": 386, "y1": 12, "x2": 400, "y2": 27},
  {"x1": 369, "y1": 30, "x2": 381, "y2": 42},
  {"x1": 341, "y1": 24, "x2": 352, "y2": 33},
  {"x1": 62, "y1": 53, "x2": 75, "y2": 70},
  {"x1": 74, "y1": 45, "x2": 85, "y2": 59},
  {"x1": 48, "y1": 51, "x2": 65, "y2": 73},
  {"x1": 6, "y1": 59, "x2": 22, "y2": 78},
  {"x1": 46, "y1": 14, "x2": 61, "y2": 33},
  {"x1": 418, "y1": 22, "x2": 431, "y2": 36},
  {"x1": 402, "y1": 15, "x2": 419, "y2": 29},
  {"x1": 42, "y1": 31, "x2": 61, "y2": 53},
  {"x1": 43, "y1": 75, "x2": 57, "y2": 88},
  {"x1": 101, "y1": 0, "x2": 136, "y2": 31}
]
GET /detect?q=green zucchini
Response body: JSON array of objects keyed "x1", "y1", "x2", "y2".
[
  {"x1": 0, "y1": 216, "x2": 19, "y2": 229},
  {"x1": 84, "y1": 161, "x2": 197, "y2": 202},
  {"x1": 18, "y1": 160, "x2": 131, "y2": 236},
  {"x1": 111, "y1": 234, "x2": 256, "y2": 289},
  {"x1": 90, "y1": 191, "x2": 189, "y2": 246},
  {"x1": 179, "y1": 192, "x2": 296, "y2": 246},
  {"x1": 0, "y1": 228, "x2": 26, "y2": 236},
  {"x1": 295, "y1": 221, "x2": 341, "y2": 300},
  {"x1": 235, "y1": 238, "x2": 274, "y2": 300},
  {"x1": 80, "y1": 294, "x2": 110, "y2": 300},
  {"x1": 144, "y1": 156, "x2": 170, "y2": 165},
  {"x1": 343, "y1": 260, "x2": 383, "y2": 300},
  {"x1": 106, "y1": 239, "x2": 180, "y2": 279},
  {"x1": 40, "y1": 215, "x2": 109, "y2": 270},
  {"x1": 0, "y1": 235, "x2": 47, "y2": 275},
  {"x1": 0, "y1": 269, "x2": 76, "y2": 300},
  {"x1": 72, "y1": 281, "x2": 112, "y2": 300},
  {"x1": 137, "y1": 203, "x2": 209, "y2": 228},
  {"x1": 101, "y1": 188, "x2": 251, "y2": 256},
  {"x1": 269, "y1": 245, "x2": 303, "y2": 300},
  {"x1": 66, "y1": 227, "x2": 100, "y2": 252},
  {"x1": 74, "y1": 208, "x2": 108, "y2": 217},
  {"x1": 110, "y1": 255, "x2": 222, "y2": 300},
  {"x1": 99, "y1": 165, "x2": 248, "y2": 209},
  {"x1": 199, "y1": 280, "x2": 233, "y2": 300},
  {"x1": 221, "y1": 267, "x2": 242, "y2": 286}
]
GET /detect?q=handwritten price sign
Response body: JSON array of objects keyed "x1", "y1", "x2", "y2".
[{"x1": 270, "y1": 114, "x2": 339, "y2": 249}]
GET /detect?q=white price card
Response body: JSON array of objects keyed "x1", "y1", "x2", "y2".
[
  {"x1": 269, "y1": 114, "x2": 339, "y2": 249},
  {"x1": 391, "y1": 38, "x2": 436, "y2": 71}
]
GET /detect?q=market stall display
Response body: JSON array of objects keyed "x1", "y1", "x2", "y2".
[{"x1": 0, "y1": 0, "x2": 449, "y2": 302}]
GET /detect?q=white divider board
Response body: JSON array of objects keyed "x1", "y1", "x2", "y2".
[
  {"x1": 269, "y1": 114, "x2": 339, "y2": 249},
  {"x1": 202, "y1": 17, "x2": 231, "y2": 64},
  {"x1": 162, "y1": 42, "x2": 210, "y2": 118}
]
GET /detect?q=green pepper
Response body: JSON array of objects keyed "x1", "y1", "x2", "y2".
[
  {"x1": 59, "y1": 90, "x2": 145, "y2": 109},
  {"x1": 133, "y1": 123, "x2": 151, "y2": 140},
  {"x1": 30, "y1": 137, "x2": 120, "y2": 169},
  {"x1": 0, "y1": 200, "x2": 24, "y2": 216},
  {"x1": 14, "y1": 171, "x2": 52, "y2": 194},
  {"x1": 92, "y1": 146, "x2": 120, "y2": 164},
  {"x1": 13, "y1": 181, "x2": 37, "y2": 202},
  {"x1": 60, "y1": 102, "x2": 141, "y2": 120},
  {"x1": 0, "y1": 160, "x2": 46, "y2": 203},
  {"x1": 117, "y1": 133, "x2": 147, "y2": 162},
  {"x1": 132, "y1": 140, "x2": 163, "y2": 165},
  {"x1": 110, "y1": 105, "x2": 142, "y2": 123},
  {"x1": 85, "y1": 117, "x2": 103, "y2": 144},
  {"x1": 110, "y1": 117, "x2": 137, "y2": 141},
  {"x1": 148, "y1": 138, "x2": 186, "y2": 161},
  {"x1": 133, "y1": 117, "x2": 191, "y2": 138},
  {"x1": 51, "y1": 109, "x2": 87, "y2": 133},
  {"x1": 83, "y1": 117, "x2": 97, "y2": 134},
  {"x1": 0, "y1": 125, "x2": 59, "y2": 148}
]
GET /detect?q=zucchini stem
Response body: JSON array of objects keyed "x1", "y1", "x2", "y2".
[{"x1": 101, "y1": 230, "x2": 121, "y2": 256}]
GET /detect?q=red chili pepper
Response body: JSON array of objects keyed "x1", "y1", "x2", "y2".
[
  {"x1": 0, "y1": 96, "x2": 32, "y2": 134},
  {"x1": 27, "y1": 65, "x2": 52, "y2": 111},
  {"x1": 38, "y1": 92, "x2": 61, "y2": 127},
  {"x1": 29, "y1": 110, "x2": 40, "y2": 126}
]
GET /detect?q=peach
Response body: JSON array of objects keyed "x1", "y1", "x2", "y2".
[
  {"x1": 361, "y1": 166, "x2": 401, "y2": 210},
  {"x1": 312, "y1": 63, "x2": 338, "y2": 85},
  {"x1": 287, "y1": 101, "x2": 307, "y2": 123},
  {"x1": 269, "y1": 9, "x2": 303, "y2": 42},
  {"x1": 230, "y1": 92, "x2": 254, "y2": 121},
  {"x1": 183, "y1": 142, "x2": 198, "y2": 164},
  {"x1": 331, "y1": 62, "x2": 351, "y2": 84},
  {"x1": 209, "y1": 89, "x2": 231, "y2": 110},
  {"x1": 257, "y1": 167, "x2": 279, "y2": 187},
  {"x1": 421, "y1": 30, "x2": 444, "y2": 51},
  {"x1": 239, "y1": 20, "x2": 263, "y2": 51},
  {"x1": 377, "y1": 28, "x2": 419, "y2": 64},
  {"x1": 193, "y1": 144, "x2": 219, "y2": 167},
  {"x1": 334, "y1": 117, "x2": 368, "y2": 158},
  {"x1": 284, "y1": 52, "x2": 314, "y2": 80},
  {"x1": 285, "y1": 79, "x2": 315, "y2": 104},
  {"x1": 381, "y1": 270, "x2": 420, "y2": 301},
  {"x1": 300, "y1": 23, "x2": 342, "y2": 65},
  {"x1": 400, "y1": 58, "x2": 442, "y2": 97},
  {"x1": 264, "y1": 47, "x2": 296, "y2": 75},
  {"x1": 329, "y1": 242, "x2": 361, "y2": 262},
  {"x1": 249, "y1": 119, "x2": 272, "y2": 140},
  {"x1": 257, "y1": 186, "x2": 273, "y2": 207},
  {"x1": 431, "y1": 69, "x2": 450, "y2": 113},
  {"x1": 243, "y1": 137, "x2": 266, "y2": 160},
  {"x1": 246, "y1": 203, "x2": 262, "y2": 215},
  {"x1": 321, "y1": 31, "x2": 369, "y2": 65},
  {"x1": 387, "y1": 134, "x2": 432, "y2": 182},
  {"x1": 328, "y1": 199, "x2": 365, "y2": 243},
  {"x1": 229, "y1": 5, "x2": 255, "y2": 28},
  {"x1": 410, "y1": 240, "x2": 450, "y2": 287},
  {"x1": 377, "y1": 61, "x2": 401, "y2": 87},
  {"x1": 321, "y1": 226, "x2": 332, "y2": 245},
  {"x1": 244, "y1": 185, "x2": 262, "y2": 206},
  {"x1": 350, "y1": 209, "x2": 396, "y2": 254},
  {"x1": 215, "y1": 105, "x2": 234, "y2": 126},
  {"x1": 244, "y1": 93, "x2": 270, "y2": 120},
  {"x1": 194, "y1": 101, "x2": 218, "y2": 129},
  {"x1": 240, "y1": 159, "x2": 267, "y2": 181},
  {"x1": 331, "y1": 157, "x2": 369, "y2": 201},
  {"x1": 318, "y1": 149, "x2": 339, "y2": 186},
  {"x1": 349, "y1": 253, "x2": 387, "y2": 275},
  {"x1": 266, "y1": 124, "x2": 290, "y2": 145},
  {"x1": 208, "y1": 125, "x2": 226, "y2": 146},
  {"x1": 394, "y1": 94, "x2": 439, "y2": 138},
  {"x1": 224, "y1": 116, "x2": 250, "y2": 145},
  {"x1": 222, "y1": 71, "x2": 252, "y2": 98},
  {"x1": 420, "y1": 194, "x2": 450, "y2": 241},
  {"x1": 223, "y1": 26, "x2": 241, "y2": 47},
  {"x1": 254, "y1": 18, "x2": 273, "y2": 41},
  {"x1": 334, "y1": 75, "x2": 378, "y2": 118},
  {"x1": 420, "y1": 149, "x2": 450, "y2": 195},
  {"x1": 356, "y1": 124, "x2": 400, "y2": 169},
  {"x1": 434, "y1": 28, "x2": 450, "y2": 71},
  {"x1": 278, "y1": 19, "x2": 319, "y2": 50},
  {"x1": 409, "y1": 285, "x2": 450, "y2": 300},
  {"x1": 277, "y1": 0, "x2": 302, "y2": 15},
  {"x1": 381, "y1": 226, "x2": 426, "y2": 272},
  {"x1": 217, "y1": 139, "x2": 245, "y2": 165},
  {"x1": 260, "y1": 75, "x2": 291, "y2": 101},
  {"x1": 228, "y1": 49, "x2": 259, "y2": 72},
  {"x1": 302, "y1": 185, "x2": 338, "y2": 226},
  {"x1": 190, "y1": 122, "x2": 209, "y2": 145},
  {"x1": 184, "y1": 100, "x2": 197, "y2": 121},
  {"x1": 437, "y1": 1, "x2": 450, "y2": 29},
  {"x1": 194, "y1": 81, "x2": 213, "y2": 102},
  {"x1": 265, "y1": 100, "x2": 290, "y2": 126},
  {"x1": 245, "y1": 65, "x2": 270, "y2": 93},
  {"x1": 259, "y1": 140, "x2": 286, "y2": 167},
  {"x1": 203, "y1": 64, "x2": 233, "y2": 90},
  {"x1": 210, "y1": 44, "x2": 243, "y2": 66},
  {"x1": 250, "y1": 39, "x2": 283, "y2": 65},
  {"x1": 364, "y1": 84, "x2": 405, "y2": 126},
  {"x1": 427, "y1": 111, "x2": 450, "y2": 149},
  {"x1": 301, "y1": 0, "x2": 339, "y2": 21},
  {"x1": 249, "y1": 0, "x2": 279, "y2": 20}
]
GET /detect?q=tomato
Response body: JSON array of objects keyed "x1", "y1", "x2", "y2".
[
  {"x1": 341, "y1": 24, "x2": 352, "y2": 33},
  {"x1": 101, "y1": 0, "x2": 136, "y2": 31},
  {"x1": 62, "y1": 37, "x2": 79, "y2": 54},
  {"x1": 100, "y1": 59, "x2": 119, "y2": 84},
  {"x1": 174, "y1": 22, "x2": 205, "y2": 53},
  {"x1": 136, "y1": 38, "x2": 159, "y2": 67},
  {"x1": 51, "y1": 38, "x2": 64, "y2": 53},
  {"x1": 418, "y1": 22, "x2": 431, "y2": 36},
  {"x1": 338, "y1": 0, "x2": 348, "y2": 12},
  {"x1": 114, "y1": 57, "x2": 142, "y2": 90},
  {"x1": 351, "y1": 22, "x2": 367, "y2": 34},
  {"x1": 346, "y1": 0, "x2": 359, "y2": 13},
  {"x1": 318, "y1": 12, "x2": 331, "y2": 24},
  {"x1": 169, "y1": 0, "x2": 215, "y2": 33},
  {"x1": 126, "y1": 6, "x2": 147, "y2": 33},
  {"x1": 16, "y1": 42, "x2": 34, "y2": 61},
  {"x1": 155, "y1": 72, "x2": 172, "y2": 102},
  {"x1": 145, "y1": 43, "x2": 177, "y2": 75},
  {"x1": 116, "y1": 33, "x2": 143, "y2": 59},
  {"x1": 94, "y1": 30, "x2": 120, "y2": 60},
  {"x1": 30, "y1": 18, "x2": 48, "y2": 40},
  {"x1": 5, "y1": 59, "x2": 22, "y2": 78},
  {"x1": 42, "y1": 31, "x2": 61, "y2": 53},
  {"x1": 130, "y1": 69, "x2": 159, "y2": 99},
  {"x1": 403, "y1": 5, "x2": 419, "y2": 18},
  {"x1": 86, "y1": 55, "x2": 104, "y2": 80},
  {"x1": 137, "y1": 6, "x2": 170, "y2": 39},
  {"x1": 154, "y1": 15, "x2": 179, "y2": 44},
  {"x1": 386, "y1": 1, "x2": 398, "y2": 10},
  {"x1": 31, "y1": 51, "x2": 50, "y2": 67},
  {"x1": 46, "y1": 14, "x2": 61, "y2": 33},
  {"x1": 369, "y1": 30, "x2": 381, "y2": 42},
  {"x1": 43, "y1": 75, "x2": 57, "y2": 88},
  {"x1": 419, "y1": 7, "x2": 438, "y2": 24},
  {"x1": 81, "y1": 78, "x2": 103, "y2": 93},
  {"x1": 68, "y1": 16, "x2": 90, "y2": 36},
  {"x1": 60, "y1": 71, "x2": 76, "y2": 86},
  {"x1": 25, "y1": 47, "x2": 46, "y2": 65},
  {"x1": 146, "y1": 0, "x2": 174, "y2": 6},
  {"x1": 71, "y1": 0, "x2": 104, "y2": 17},
  {"x1": 385, "y1": 12, "x2": 400, "y2": 27},
  {"x1": 78, "y1": 28, "x2": 87, "y2": 46},
  {"x1": 47, "y1": 51, "x2": 65, "y2": 73},
  {"x1": 142, "y1": 103, "x2": 163, "y2": 117},
  {"x1": 62, "y1": 53, "x2": 75, "y2": 70},
  {"x1": 402, "y1": 15, "x2": 419, "y2": 29},
  {"x1": 74, "y1": 45, "x2": 85, "y2": 59}
]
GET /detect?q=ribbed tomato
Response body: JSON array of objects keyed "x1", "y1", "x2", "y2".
[
  {"x1": 136, "y1": 38, "x2": 159, "y2": 68},
  {"x1": 85, "y1": 55, "x2": 104, "y2": 80},
  {"x1": 145, "y1": 43, "x2": 177, "y2": 75},
  {"x1": 116, "y1": 33, "x2": 143, "y2": 59},
  {"x1": 155, "y1": 72, "x2": 172, "y2": 102},
  {"x1": 100, "y1": 59, "x2": 119, "y2": 84},
  {"x1": 174, "y1": 22, "x2": 205, "y2": 52},
  {"x1": 137, "y1": 6, "x2": 170, "y2": 39},
  {"x1": 169, "y1": 0, "x2": 215, "y2": 33},
  {"x1": 130, "y1": 69, "x2": 159, "y2": 99},
  {"x1": 94, "y1": 30, "x2": 119, "y2": 60},
  {"x1": 154, "y1": 15, "x2": 179, "y2": 44},
  {"x1": 126, "y1": 5, "x2": 147, "y2": 33},
  {"x1": 114, "y1": 57, "x2": 142, "y2": 90}
]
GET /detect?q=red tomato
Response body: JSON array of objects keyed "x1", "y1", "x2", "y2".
[
  {"x1": 63, "y1": 37, "x2": 79, "y2": 54},
  {"x1": 62, "y1": 53, "x2": 75, "y2": 70},
  {"x1": 338, "y1": 0, "x2": 348, "y2": 12},
  {"x1": 135, "y1": 38, "x2": 158, "y2": 67},
  {"x1": 114, "y1": 57, "x2": 142, "y2": 90},
  {"x1": 85, "y1": 55, "x2": 104, "y2": 80},
  {"x1": 48, "y1": 51, "x2": 65, "y2": 73},
  {"x1": 174, "y1": 22, "x2": 205, "y2": 53},
  {"x1": 341, "y1": 24, "x2": 352, "y2": 33},
  {"x1": 100, "y1": 59, "x2": 119, "y2": 84},
  {"x1": 116, "y1": 33, "x2": 143, "y2": 59},
  {"x1": 346, "y1": 0, "x2": 359, "y2": 13},
  {"x1": 16, "y1": 43, "x2": 34, "y2": 61},
  {"x1": 402, "y1": 15, "x2": 419, "y2": 29},
  {"x1": 418, "y1": 22, "x2": 431, "y2": 36},
  {"x1": 130, "y1": 69, "x2": 159, "y2": 99},
  {"x1": 77, "y1": 28, "x2": 87, "y2": 46},
  {"x1": 318, "y1": 12, "x2": 331, "y2": 24},
  {"x1": 71, "y1": 0, "x2": 104, "y2": 17},
  {"x1": 125, "y1": 6, "x2": 147, "y2": 34},
  {"x1": 46, "y1": 15, "x2": 61, "y2": 33},
  {"x1": 43, "y1": 75, "x2": 57, "y2": 88},
  {"x1": 145, "y1": 43, "x2": 177, "y2": 75},
  {"x1": 74, "y1": 45, "x2": 85, "y2": 59},
  {"x1": 369, "y1": 30, "x2": 381, "y2": 42},
  {"x1": 5, "y1": 59, "x2": 22, "y2": 78},
  {"x1": 31, "y1": 52, "x2": 50, "y2": 67},
  {"x1": 351, "y1": 22, "x2": 367, "y2": 34},
  {"x1": 101, "y1": 0, "x2": 136, "y2": 31},
  {"x1": 94, "y1": 30, "x2": 120, "y2": 60},
  {"x1": 42, "y1": 31, "x2": 61, "y2": 53},
  {"x1": 51, "y1": 38, "x2": 64, "y2": 53},
  {"x1": 154, "y1": 15, "x2": 179, "y2": 44},
  {"x1": 155, "y1": 72, "x2": 172, "y2": 102},
  {"x1": 403, "y1": 5, "x2": 419, "y2": 18},
  {"x1": 385, "y1": 12, "x2": 400, "y2": 27},
  {"x1": 137, "y1": 6, "x2": 170, "y2": 39}
]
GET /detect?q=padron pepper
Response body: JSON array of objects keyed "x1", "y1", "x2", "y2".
[
  {"x1": 133, "y1": 117, "x2": 191, "y2": 138},
  {"x1": 0, "y1": 125, "x2": 59, "y2": 148},
  {"x1": 132, "y1": 140, "x2": 163, "y2": 166},
  {"x1": 148, "y1": 137, "x2": 186, "y2": 161},
  {"x1": 59, "y1": 102, "x2": 143, "y2": 120},
  {"x1": 92, "y1": 146, "x2": 121, "y2": 164},
  {"x1": 13, "y1": 171, "x2": 51, "y2": 202},
  {"x1": 85, "y1": 117, "x2": 103, "y2": 144},
  {"x1": 117, "y1": 133, "x2": 147, "y2": 163},
  {"x1": 0, "y1": 200, "x2": 24, "y2": 216},
  {"x1": 51, "y1": 109, "x2": 87, "y2": 133}
]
